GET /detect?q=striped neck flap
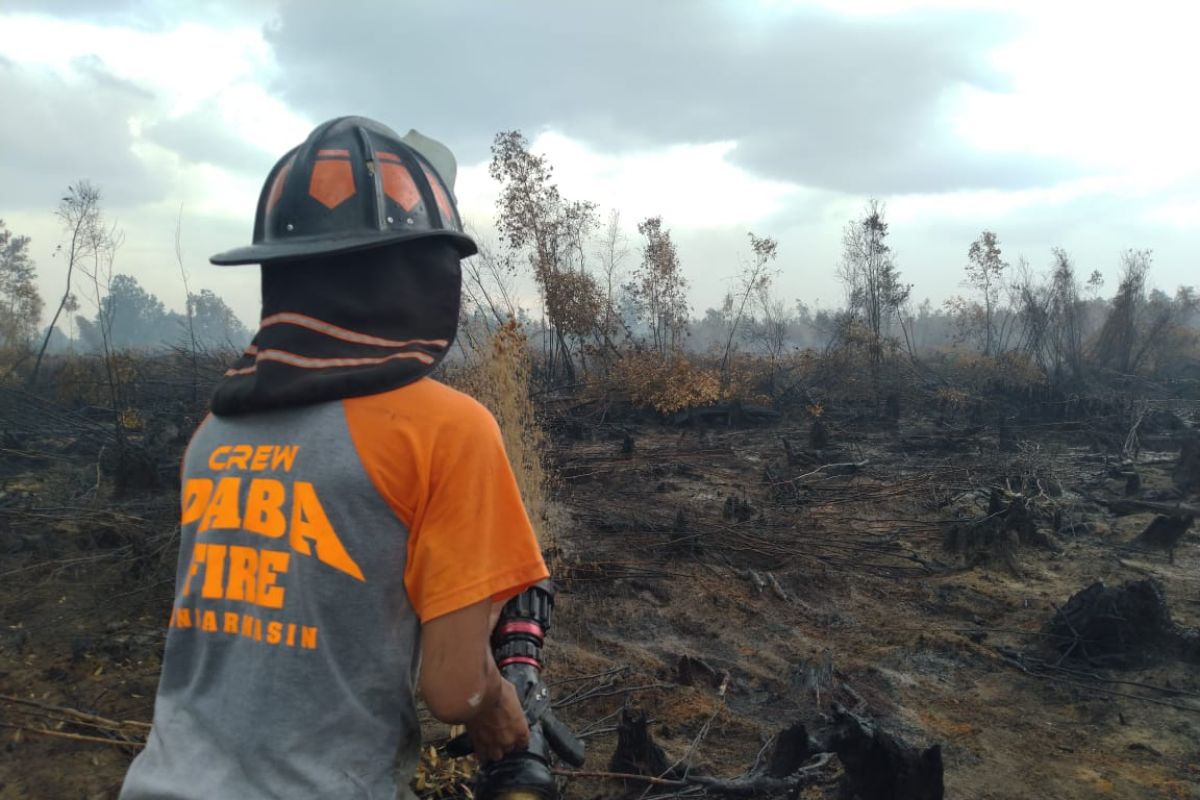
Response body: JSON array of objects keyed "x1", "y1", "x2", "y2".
[{"x1": 211, "y1": 239, "x2": 460, "y2": 416}]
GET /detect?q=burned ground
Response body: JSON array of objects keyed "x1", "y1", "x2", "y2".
[{"x1": 1, "y1": 370, "x2": 1199, "y2": 799}]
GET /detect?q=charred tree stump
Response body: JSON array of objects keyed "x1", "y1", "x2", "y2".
[
  {"x1": 765, "y1": 722, "x2": 816, "y2": 778},
  {"x1": 722, "y1": 495, "x2": 753, "y2": 523},
  {"x1": 945, "y1": 489, "x2": 1059, "y2": 573},
  {"x1": 810, "y1": 418, "x2": 829, "y2": 450},
  {"x1": 1175, "y1": 435, "x2": 1200, "y2": 496},
  {"x1": 883, "y1": 393, "x2": 901, "y2": 430},
  {"x1": 824, "y1": 707, "x2": 944, "y2": 800},
  {"x1": 1046, "y1": 579, "x2": 1198, "y2": 667},
  {"x1": 1134, "y1": 514, "x2": 1195, "y2": 564},
  {"x1": 610, "y1": 708, "x2": 674, "y2": 779}
]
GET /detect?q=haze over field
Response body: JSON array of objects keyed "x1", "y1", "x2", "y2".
[{"x1": 0, "y1": 0, "x2": 1197, "y2": 329}]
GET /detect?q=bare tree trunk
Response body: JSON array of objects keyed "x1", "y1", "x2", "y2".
[
  {"x1": 29, "y1": 219, "x2": 86, "y2": 386},
  {"x1": 175, "y1": 206, "x2": 199, "y2": 405}
]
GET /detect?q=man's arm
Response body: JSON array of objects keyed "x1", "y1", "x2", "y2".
[{"x1": 419, "y1": 598, "x2": 530, "y2": 762}]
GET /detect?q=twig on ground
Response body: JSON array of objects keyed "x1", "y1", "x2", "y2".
[
  {"x1": 554, "y1": 752, "x2": 838, "y2": 797},
  {"x1": 0, "y1": 722, "x2": 144, "y2": 749}
]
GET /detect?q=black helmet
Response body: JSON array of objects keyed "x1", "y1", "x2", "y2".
[{"x1": 210, "y1": 116, "x2": 477, "y2": 265}]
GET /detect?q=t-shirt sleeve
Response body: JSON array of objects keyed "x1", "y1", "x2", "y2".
[{"x1": 404, "y1": 403, "x2": 548, "y2": 622}]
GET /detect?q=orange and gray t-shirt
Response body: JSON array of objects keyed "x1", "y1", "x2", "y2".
[{"x1": 120, "y1": 378, "x2": 549, "y2": 800}]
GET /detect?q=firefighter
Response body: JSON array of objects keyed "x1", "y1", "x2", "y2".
[{"x1": 120, "y1": 117, "x2": 547, "y2": 798}]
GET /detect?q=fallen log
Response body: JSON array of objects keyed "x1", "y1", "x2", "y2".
[
  {"x1": 777, "y1": 460, "x2": 869, "y2": 485},
  {"x1": 1089, "y1": 497, "x2": 1200, "y2": 517}
]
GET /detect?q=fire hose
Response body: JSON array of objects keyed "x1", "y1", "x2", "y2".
[{"x1": 444, "y1": 580, "x2": 585, "y2": 800}]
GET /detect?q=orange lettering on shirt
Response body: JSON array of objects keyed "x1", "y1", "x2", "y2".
[
  {"x1": 208, "y1": 446, "x2": 232, "y2": 470},
  {"x1": 201, "y1": 610, "x2": 217, "y2": 632},
  {"x1": 241, "y1": 614, "x2": 255, "y2": 638},
  {"x1": 225, "y1": 445, "x2": 253, "y2": 470},
  {"x1": 181, "y1": 479, "x2": 213, "y2": 525},
  {"x1": 256, "y1": 549, "x2": 290, "y2": 609},
  {"x1": 224, "y1": 612, "x2": 240, "y2": 634},
  {"x1": 200, "y1": 544, "x2": 227, "y2": 599},
  {"x1": 266, "y1": 621, "x2": 283, "y2": 644},
  {"x1": 199, "y1": 477, "x2": 242, "y2": 532},
  {"x1": 225, "y1": 545, "x2": 258, "y2": 603},
  {"x1": 271, "y1": 445, "x2": 299, "y2": 472},
  {"x1": 182, "y1": 543, "x2": 206, "y2": 596},
  {"x1": 250, "y1": 445, "x2": 272, "y2": 471},
  {"x1": 286, "y1": 623, "x2": 296, "y2": 647},
  {"x1": 300, "y1": 626, "x2": 318, "y2": 650},
  {"x1": 176, "y1": 608, "x2": 192, "y2": 628},
  {"x1": 289, "y1": 481, "x2": 364, "y2": 581},
  {"x1": 243, "y1": 479, "x2": 286, "y2": 538}
]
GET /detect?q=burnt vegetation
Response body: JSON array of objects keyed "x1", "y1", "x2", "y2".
[{"x1": 1, "y1": 136, "x2": 1199, "y2": 799}]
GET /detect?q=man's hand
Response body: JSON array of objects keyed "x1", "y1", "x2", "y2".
[
  {"x1": 465, "y1": 678, "x2": 530, "y2": 763},
  {"x1": 418, "y1": 597, "x2": 530, "y2": 761}
]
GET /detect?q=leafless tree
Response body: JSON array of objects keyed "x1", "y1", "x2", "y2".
[
  {"x1": 595, "y1": 210, "x2": 631, "y2": 352},
  {"x1": 30, "y1": 181, "x2": 101, "y2": 385},
  {"x1": 175, "y1": 205, "x2": 199, "y2": 403},
  {"x1": 75, "y1": 209, "x2": 125, "y2": 434},
  {"x1": 837, "y1": 199, "x2": 910, "y2": 370},
  {"x1": 721, "y1": 232, "x2": 777, "y2": 381},
  {"x1": 964, "y1": 230, "x2": 1008, "y2": 356},
  {"x1": 1093, "y1": 249, "x2": 1152, "y2": 373}
]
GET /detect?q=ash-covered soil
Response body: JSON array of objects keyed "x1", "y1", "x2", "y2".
[{"x1": 2, "y1": 402, "x2": 1199, "y2": 799}]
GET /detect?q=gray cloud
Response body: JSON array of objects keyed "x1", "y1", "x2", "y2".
[
  {"x1": 263, "y1": 1, "x2": 1071, "y2": 194},
  {"x1": 144, "y1": 100, "x2": 279, "y2": 175},
  {"x1": 0, "y1": 59, "x2": 167, "y2": 211}
]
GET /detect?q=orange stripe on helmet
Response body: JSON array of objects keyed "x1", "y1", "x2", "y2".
[
  {"x1": 309, "y1": 160, "x2": 356, "y2": 209},
  {"x1": 420, "y1": 164, "x2": 457, "y2": 228},
  {"x1": 265, "y1": 156, "x2": 295, "y2": 214},
  {"x1": 316, "y1": 148, "x2": 350, "y2": 157},
  {"x1": 379, "y1": 162, "x2": 420, "y2": 212}
]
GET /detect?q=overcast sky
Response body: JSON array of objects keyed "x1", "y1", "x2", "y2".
[{"x1": 1, "y1": 0, "x2": 1197, "y2": 329}]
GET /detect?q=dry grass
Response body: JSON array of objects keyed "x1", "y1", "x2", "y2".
[{"x1": 451, "y1": 320, "x2": 552, "y2": 551}]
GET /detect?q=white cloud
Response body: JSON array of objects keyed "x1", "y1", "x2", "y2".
[
  {"x1": 456, "y1": 131, "x2": 802, "y2": 232},
  {"x1": 952, "y1": 3, "x2": 1200, "y2": 180},
  {"x1": 0, "y1": 15, "x2": 269, "y2": 112},
  {"x1": 1143, "y1": 198, "x2": 1200, "y2": 229}
]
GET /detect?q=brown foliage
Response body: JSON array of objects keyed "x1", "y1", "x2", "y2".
[{"x1": 610, "y1": 351, "x2": 770, "y2": 414}]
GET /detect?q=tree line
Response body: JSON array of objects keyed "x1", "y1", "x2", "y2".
[
  {"x1": 3, "y1": 136, "x2": 1197, "y2": 395},
  {"x1": 467, "y1": 130, "x2": 1200, "y2": 391},
  {"x1": 0, "y1": 181, "x2": 250, "y2": 385}
]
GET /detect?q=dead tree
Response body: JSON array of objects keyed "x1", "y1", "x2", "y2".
[{"x1": 30, "y1": 182, "x2": 101, "y2": 385}]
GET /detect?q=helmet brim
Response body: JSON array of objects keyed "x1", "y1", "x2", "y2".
[{"x1": 209, "y1": 228, "x2": 478, "y2": 266}]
